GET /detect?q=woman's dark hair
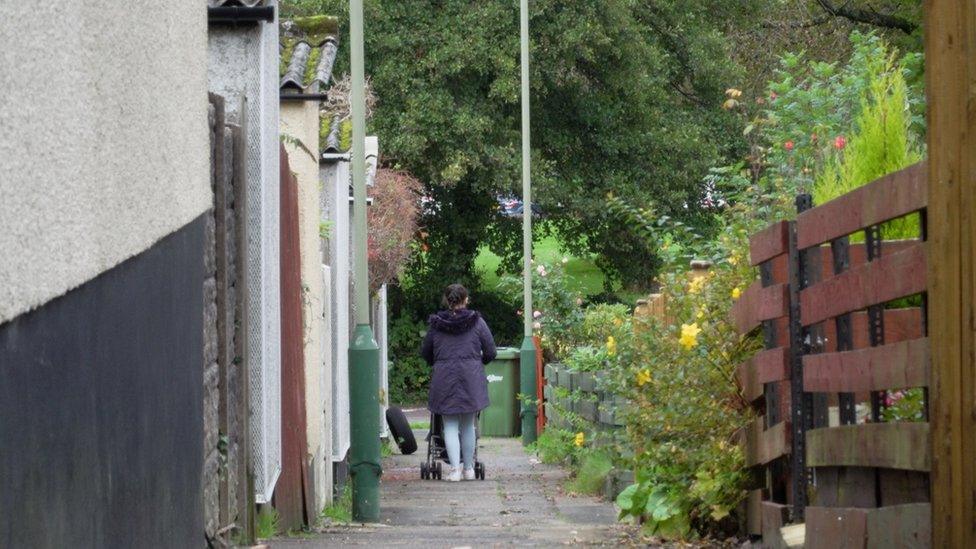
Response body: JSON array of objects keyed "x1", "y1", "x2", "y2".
[{"x1": 443, "y1": 284, "x2": 469, "y2": 309}]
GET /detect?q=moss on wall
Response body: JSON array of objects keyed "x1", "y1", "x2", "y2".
[
  {"x1": 339, "y1": 119, "x2": 352, "y2": 152},
  {"x1": 293, "y1": 15, "x2": 339, "y2": 43},
  {"x1": 280, "y1": 16, "x2": 338, "y2": 82}
]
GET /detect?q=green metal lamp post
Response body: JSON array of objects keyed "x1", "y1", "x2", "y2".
[
  {"x1": 349, "y1": 0, "x2": 382, "y2": 522},
  {"x1": 518, "y1": 0, "x2": 538, "y2": 446}
]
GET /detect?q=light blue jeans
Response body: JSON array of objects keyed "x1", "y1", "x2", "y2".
[{"x1": 442, "y1": 412, "x2": 477, "y2": 470}]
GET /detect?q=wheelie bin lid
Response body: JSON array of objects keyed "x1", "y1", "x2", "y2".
[{"x1": 494, "y1": 347, "x2": 519, "y2": 360}]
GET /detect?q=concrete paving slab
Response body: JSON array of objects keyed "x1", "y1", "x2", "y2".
[{"x1": 271, "y1": 434, "x2": 629, "y2": 547}]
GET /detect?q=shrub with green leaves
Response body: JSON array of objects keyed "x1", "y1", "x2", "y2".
[
  {"x1": 603, "y1": 30, "x2": 925, "y2": 540},
  {"x1": 498, "y1": 260, "x2": 583, "y2": 361},
  {"x1": 607, "y1": 249, "x2": 758, "y2": 539},
  {"x1": 812, "y1": 36, "x2": 923, "y2": 241},
  {"x1": 567, "y1": 449, "x2": 614, "y2": 496},
  {"x1": 387, "y1": 315, "x2": 429, "y2": 404},
  {"x1": 533, "y1": 426, "x2": 576, "y2": 466}
]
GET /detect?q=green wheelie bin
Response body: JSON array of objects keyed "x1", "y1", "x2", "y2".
[{"x1": 479, "y1": 347, "x2": 521, "y2": 437}]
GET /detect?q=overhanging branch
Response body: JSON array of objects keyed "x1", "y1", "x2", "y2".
[{"x1": 815, "y1": 0, "x2": 917, "y2": 34}]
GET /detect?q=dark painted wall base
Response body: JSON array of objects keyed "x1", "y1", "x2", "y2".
[
  {"x1": 333, "y1": 457, "x2": 350, "y2": 499},
  {"x1": 0, "y1": 216, "x2": 206, "y2": 548}
]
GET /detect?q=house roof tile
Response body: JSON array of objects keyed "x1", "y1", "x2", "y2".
[
  {"x1": 208, "y1": 0, "x2": 267, "y2": 7},
  {"x1": 279, "y1": 17, "x2": 339, "y2": 93}
]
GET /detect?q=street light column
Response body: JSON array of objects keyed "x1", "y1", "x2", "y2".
[
  {"x1": 519, "y1": 0, "x2": 538, "y2": 445},
  {"x1": 348, "y1": 0, "x2": 381, "y2": 522}
]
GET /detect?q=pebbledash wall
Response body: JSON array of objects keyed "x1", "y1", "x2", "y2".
[
  {"x1": 207, "y1": 0, "x2": 282, "y2": 505},
  {"x1": 0, "y1": 2, "x2": 210, "y2": 547}
]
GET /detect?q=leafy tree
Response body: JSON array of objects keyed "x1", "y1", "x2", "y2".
[
  {"x1": 281, "y1": 0, "x2": 920, "y2": 300},
  {"x1": 283, "y1": 0, "x2": 753, "y2": 297}
]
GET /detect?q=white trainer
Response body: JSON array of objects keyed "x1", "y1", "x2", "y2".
[
  {"x1": 463, "y1": 468, "x2": 476, "y2": 481},
  {"x1": 446, "y1": 467, "x2": 462, "y2": 482}
]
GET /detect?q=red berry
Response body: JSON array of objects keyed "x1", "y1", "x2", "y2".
[
  {"x1": 834, "y1": 135, "x2": 847, "y2": 150},
  {"x1": 784, "y1": 140, "x2": 795, "y2": 151}
]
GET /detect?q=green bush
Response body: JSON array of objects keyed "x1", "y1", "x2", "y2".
[
  {"x1": 255, "y1": 506, "x2": 280, "y2": 539},
  {"x1": 575, "y1": 303, "x2": 631, "y2": 346},
  {"x1": 387, "y1": 315, "x2": 429, "y2": 405},
  {"x1": 603, "y1": 31, "x2": 924, "y2": 541},
  {"x1": 498, "y1": 260, "x2": 584, "y2": 361},
  {"x1": 321, "y1": 484, "x2": 352, "y2": 524},
  {"x1": 567, "y1": 450, "x2": 614, "y2": 495},
  {"x1": 813, "y1": 36, "x2": 923, "y2": 240},
  {"x1": 608, "y1": 257, "x2": 757, "y2": 539},
  {"x1": 533, "y1": 426, "x2": 576, "y2": 466},
  {"x1": 469, "y1": 289, "x2": 521, "y2": 347}
]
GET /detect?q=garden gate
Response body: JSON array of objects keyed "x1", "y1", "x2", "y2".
[{"x1": 735, "y1": 162, "x2": 931, "y2": 547}]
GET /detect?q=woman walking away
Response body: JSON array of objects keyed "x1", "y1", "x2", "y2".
[{"x1": 421, "y1": 284, "x2": 497, "y2": 481}]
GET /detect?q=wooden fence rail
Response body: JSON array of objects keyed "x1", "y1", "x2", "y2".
[{"x1": 734, "y1": 161, "x2": 932, "y2": 547}]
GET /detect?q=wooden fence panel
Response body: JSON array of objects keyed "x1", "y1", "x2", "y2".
[
  {"x1": 803, "y1": 337, "x2": 929, "y2": 393},
  {"x1": 737, "y1": 160, "x2": 932, "y2": 546},
  {"x1": 737, "y1": 346, "x2": 790, "y2": 403},
  {"x1": 795, "y1": 162, "x2": 927, "y2": 249},
  {"x1": 743, "y1": 417, "x2": 790, "y2": 467},
  {"x1": 750, "y1": 221, "x2": 790, "y2": 266},
  {"x1": 732, "y1": 281, "x2": 790, "y2": 334},
  {"x1": 800, "y1": 243, "x2": 927, "y2": 326},
  {"x1": 804, "y1": 503, "x2": 930, "y2": 549},
  {"x1": 820, "y1": 308, "x2": 924, "y2": 352},
  {"x1": 806, "y1": 423, "x2": 930, "y2": 471}
]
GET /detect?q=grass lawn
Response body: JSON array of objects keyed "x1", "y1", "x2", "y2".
[{"x1": 475, "y1": 234, "x2": 609, "y2": 297}]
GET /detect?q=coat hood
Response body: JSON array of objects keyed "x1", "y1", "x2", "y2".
[{"x1": 428, "y1": 309, "x2": 481, "y2": 335}]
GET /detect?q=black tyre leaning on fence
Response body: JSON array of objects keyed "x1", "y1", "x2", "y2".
[{"x1": 386, "y1": 406, "x2": 418, "y2": 455}]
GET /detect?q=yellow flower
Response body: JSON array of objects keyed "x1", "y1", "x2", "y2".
[
  {"x1": 687, "y1": 276, "x2": 707, "y2": 294},
  {"x1": 696, "y1": 308, "x2": 705, "y2": 320},
  {"x1": 606, "y1": 336, "x2": 617, "y2": 357},
  {"x1": 574, "y1": 432, "x2": 585, "y2": 447},
  {"x1": 731, "y1": 287, "x2": 742, "y2": 300},
  {"x1": 636, "y1": 369, "x2": 651, "y2": 387},
  {"x1": 728, "y1": 255, "x2": 739, "y2": 266},
  {"x1": 679, "y1": 323, "x2": 701, "y2": 350},
  {"x1": 613, "y1": 317, "x2": 623, "y2": 327}
]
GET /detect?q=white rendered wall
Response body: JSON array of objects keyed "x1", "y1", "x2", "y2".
[
  {"x1": 321, "y1": 161, "x2": 351, "y2": 461},
  {"x1": 319, "y1": 265, "x2": 334, "y2": 506},
  {"x1": 207, "y1": 5, "x2": 281, "y2": 504},
  {"x1": 373, "y1": 285, "x2": 390, "y2": 438},
  {"x1": 0, "y1": 1, "x2": 210, "y2": 323}
]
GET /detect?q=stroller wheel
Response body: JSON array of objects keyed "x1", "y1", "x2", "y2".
[
  {"x1": 475, "y1": 461, "x2": 485, "y2": 480},
  {"x1": 434, "y1": 461, "x2": 443, "y2": 480},
  {"x1": 420, "y1": 462, "x2": 428, "y2": 479}
]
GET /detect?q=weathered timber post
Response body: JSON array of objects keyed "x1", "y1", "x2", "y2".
[{"x1": 925, "y1": 2, "x2": 976, "y2": 546}]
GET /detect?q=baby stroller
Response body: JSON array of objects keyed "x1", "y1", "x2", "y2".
[{"x1": 420, "y1": 412, "x2": 486, "y2": 480}]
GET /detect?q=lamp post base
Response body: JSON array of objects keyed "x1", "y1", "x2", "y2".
[
  {"x1": 349, "y1": 323, "x2": 381, "y2": 522},
  {"x1": 520, "y1": 336, "x2": 538, "y2": 445}
]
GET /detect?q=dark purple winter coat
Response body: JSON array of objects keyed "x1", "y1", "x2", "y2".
[{"x1": 421, "y1": 309, "x2": 497, "y2": 415}]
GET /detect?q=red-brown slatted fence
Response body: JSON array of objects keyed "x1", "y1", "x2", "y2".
[
  {"x1": 732, "y1": 220, "x2": 793, "y2": 540},
  {"x1": 734, "y1": 162, "x2": 931, "y2": 546}
]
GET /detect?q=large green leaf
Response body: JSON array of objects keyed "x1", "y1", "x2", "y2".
[{"x1": 615, "y1": 483, "x2": 639, "y2": 512}]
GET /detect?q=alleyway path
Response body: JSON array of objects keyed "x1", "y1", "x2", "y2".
[{"x1": 273, "y1": 410, "x2": 628, "y2": 547}]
